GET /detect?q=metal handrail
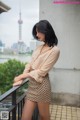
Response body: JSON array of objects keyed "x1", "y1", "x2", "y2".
[
  {"x1": 0, "y1": 79, "x2": 39, "y2": 120},
  {"x1": 0, "y1": 79, "x2": 29, "y2": 102}
]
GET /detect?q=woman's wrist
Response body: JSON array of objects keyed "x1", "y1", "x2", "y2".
[
  {"x1": 23, "y1": 69, "x2": 29, "y2": 73},
  {"x1": 21, "y1": 73, "x2": 28, "y2": 79},
  {"x1": 14, "y1": 73, "x2": 33, "y2": 82}
]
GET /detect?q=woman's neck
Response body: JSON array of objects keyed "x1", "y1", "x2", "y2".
[{"x1": 43, "y1": 43, "x2": 49, "y2": 47}]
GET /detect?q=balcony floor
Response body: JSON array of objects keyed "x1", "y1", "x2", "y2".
[{"x1": 50, "y1": 104, "x2": 80, "y2": 120}]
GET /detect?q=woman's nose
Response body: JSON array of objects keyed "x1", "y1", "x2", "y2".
[
  {"x1": 36, "y1": 32, "x2": 39, "y2": 37},
  {"x1": 36, "y1": 33, "x2": 38, "y2": 37}
]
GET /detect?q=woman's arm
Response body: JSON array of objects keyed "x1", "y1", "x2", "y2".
[
  {"x1": 28, "y1": 47, "x2": 60, "y2": 83},
  {"x1": 14, "y1": 72, "x2": 32, "y2": 82},
  {"x1": 23, "y1": 63, "x2": 31, "y2": 73},
  {"x1": 13, "y1": 73, "x2": 33, "y2": 86}
]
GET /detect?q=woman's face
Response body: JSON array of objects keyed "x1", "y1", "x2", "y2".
[{"x1": 36, "y1": 29, "x2": 45, "y2": 42}]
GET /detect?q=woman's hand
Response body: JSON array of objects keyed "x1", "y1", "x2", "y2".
[
  {"x1": 13, "y1": 74, "x2": 24, "y2": 87},
  {"x1": 14, "y1": 75, "x2": 22, "y2": 83},
  {"x1": 13, "y1": 73, "x2": 33, "y2": 87},
  {"x1": 13, "y1": 73, "x2": 28, "y2": 84},
  {"x1": 13, "y1": 79, "x2": 23, "y2": 86}
]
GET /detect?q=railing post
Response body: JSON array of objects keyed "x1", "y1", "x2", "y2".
[{"x1": 12, "y1": 91, "x2": 16, "y2": 120}]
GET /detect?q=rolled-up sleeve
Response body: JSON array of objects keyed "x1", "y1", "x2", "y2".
[
  {"x1": 23, "y1": 63, "x2": 31, "y2": 73},
  {"x1": 28, "y1": 48, "x2": 60, "y2": 83},
  {"x1": 23, "y1": 46, "x2": 40, "y2": 73}
]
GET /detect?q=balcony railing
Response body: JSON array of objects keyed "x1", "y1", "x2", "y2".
[{"x1": 0, "y1": 79, "x2": 39, "y2": 120}]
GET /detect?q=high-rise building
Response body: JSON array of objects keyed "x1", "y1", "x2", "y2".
[
  {"x1": 17, "y1": 10, "x2": 26, "y2": 53},
  {"x1": 18, "y1": 11, "x2": 23, "y2": 42},
  {"x1": 0, "y1": 40, "x2": 5, "y2": 53},
  {"x1": 30, "y1": 39, "x2": 37, "y2": 52}
]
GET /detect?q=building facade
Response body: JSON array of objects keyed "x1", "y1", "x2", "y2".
[{"x1": 39, "y1": 0, "x2": 80, "y2": 106}]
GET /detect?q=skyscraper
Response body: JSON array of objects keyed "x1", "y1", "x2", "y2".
[
  {"x1": 18, "y1": 11, "x2": 23, "y2": 42},
  {"x1": 17, "y1": 10, "x2": 26, "y2": 53}
]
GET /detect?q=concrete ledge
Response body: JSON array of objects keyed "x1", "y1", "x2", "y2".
[{"x1": 51, "y1": 92, "x2": 80, "y2": 107}]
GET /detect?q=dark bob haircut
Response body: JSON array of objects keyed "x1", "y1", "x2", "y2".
[{"x1": 32, "y1": 20, "x2": 58, "y2": 47}]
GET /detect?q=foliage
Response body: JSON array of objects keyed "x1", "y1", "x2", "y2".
[{"x1": 0, "y1": 59, "x2": 26, "y2": 94}]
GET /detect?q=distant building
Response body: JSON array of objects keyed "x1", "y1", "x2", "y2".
[
  {"x1": 0, "y1": 46, "x2": 4, "y2": 53},
  {"x1": 0, "y1": 40, "x2": 5, "y2": 53},
  {"x1": 17, "y1": 8, "x2": 27, "y2": 54},
  {"x1": 17, "y1": 41, "x2": 27, "y2": 54},
  {"x1": 0, "y1": 1, "x2": 11, "y2": 14},
  {"x1": 11, "y1": 42, "x2": 27, "y2": 54},
  {"x1": 26, "y1": 47, "x2": 30, "y2": 53},
  {"x1": 12, "y1": 9, "x2": 27, "y2": 54},
  {"x1": 30, "y1": 39, "x2": 37, "y2": 52},
  {"x1": 11, "y1": 42, "x2": 18, "y2": 53}
]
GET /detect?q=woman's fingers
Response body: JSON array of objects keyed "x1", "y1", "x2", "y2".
[
  {"x1": 13, "y1": 80, "x2": 23, "y2": 86},
  {"x1": 14, "y1": 76, "x2": 20, "y2": 82}
]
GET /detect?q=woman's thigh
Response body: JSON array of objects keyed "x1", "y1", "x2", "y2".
[
  {"x1": 21, "y1": 99, "x2": 36, "y2": 120},
  {"x1": 37, "y1": 102, "x2": 50, "y2": 120}
]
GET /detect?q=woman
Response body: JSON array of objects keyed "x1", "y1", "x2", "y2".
[{"x1": 13, "y1": 20, "x2": 60, "y2": 120}]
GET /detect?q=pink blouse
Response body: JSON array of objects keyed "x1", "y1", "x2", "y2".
[{"x1": 23, "y1": 44, "x2": 60, "y2": 83}]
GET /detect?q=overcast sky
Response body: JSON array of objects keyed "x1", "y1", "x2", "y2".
[{"x1": 0, "y1": 0, "x2": 39, "y2": 47}]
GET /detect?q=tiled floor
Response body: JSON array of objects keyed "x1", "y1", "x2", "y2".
[{"x1": 50, "y1": 104, "x2": 80, "y2": 120}]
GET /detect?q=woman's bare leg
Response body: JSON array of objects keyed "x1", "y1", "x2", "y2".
[
  {"x1": 38, "y1": 102, "x2": 50, "y2": 120},
  {"x1": 21, "y1": 99, "x2": 36, "y2": 120}
]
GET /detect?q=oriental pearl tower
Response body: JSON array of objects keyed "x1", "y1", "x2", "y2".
[
  {"x1": 17, "y1": 10, "x2": 23, "y2": 53},
  {"x1": 17, "y1": 10, "x2": 26, "y2": 53},
  {"x1": 18, "y1": 11, "x2": 23, "y2": 42}
]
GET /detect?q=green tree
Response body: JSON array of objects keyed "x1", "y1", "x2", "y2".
[{"x1": 0, "y1": 59, "x2": 26, "y2": 94}]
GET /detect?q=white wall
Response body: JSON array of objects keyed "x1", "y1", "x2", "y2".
[{"x1": 39, "y1": 0, "x2": 80, "y2": 95}]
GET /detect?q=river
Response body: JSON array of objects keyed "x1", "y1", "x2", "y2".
[{"x1": 0, "y1": 54, "x2": 31, "y2": 63}]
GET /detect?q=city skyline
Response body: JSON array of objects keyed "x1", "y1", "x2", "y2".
[{"x1": 0, "y1": 0, "x2": 39, "y2": 47}]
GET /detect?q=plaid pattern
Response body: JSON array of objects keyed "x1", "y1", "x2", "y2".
[{"x1": 26, "y1": 75, "x2": 51, "y2": 103}]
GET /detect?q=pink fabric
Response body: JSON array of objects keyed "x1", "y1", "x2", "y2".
[{"x1": 24, "y1": 44, "x2": 60, "y2": 83}]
